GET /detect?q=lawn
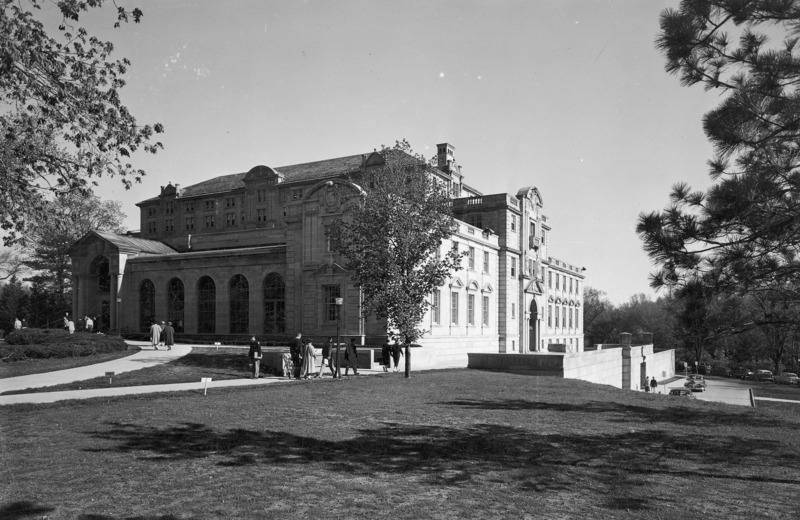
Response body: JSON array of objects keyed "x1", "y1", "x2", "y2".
[
  {"x1": 0, "y1": 347, "x2": 261, "y2": 395},
  {"x1": 1, "y1": 370, "x2": 798, "y2": 519},
  {"x1": 0, "y1": 346, "x2": 140, "y2": 379}
]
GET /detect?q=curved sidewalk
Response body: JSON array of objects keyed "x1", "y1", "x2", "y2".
[{"x1": 0, "y1": 342, "x2": 191, "y2": 395}]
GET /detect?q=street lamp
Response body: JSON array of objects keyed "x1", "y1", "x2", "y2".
[{"x1": 335, "y1": 297, "x2": 343, "y2": 379}]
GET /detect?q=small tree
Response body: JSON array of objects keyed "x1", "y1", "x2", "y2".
[
  {"x1": 331, "y1": 141, "x2": 464, "y2": 377},
  {"x1": 1, "y1": 0, "x2": 163, "y2": 245}
]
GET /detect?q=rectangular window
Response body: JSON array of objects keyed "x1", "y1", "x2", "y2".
[
  {"x1": 482, "y1": 296, "x2": 489, "y2": 326},
  {"x1": 257, "y1": 188, "x2": 267, "y2": 203},
  {"x1": 569, "y1": 278, "x2": 573, "y2": 293},
  {"x1": 226, "y1": 212, "x2": 236, "y2": 226},
  {"x1": 184, "y1": 201, "x2": 194, "y2": 212},
  {"x1": 468, "y1": 247, "x2": 475, "y2": 270},
  {"x1": 548, "y1": 271, "x2": 552, "y2": 288},
  {"x1": 542, "y1": 229, "x2": 547, "y2": 244},
  {"x1": 548, "y1": 304, "x2": 552, "y2": 327},
  {"x1": 432, "y1": 291, "x2": 441, "y2": 325},
  {"x1": 147, "y1": 221, "x2": 156, "y2": 233},
  {"x1": 257, "y1": 208, "x2": 267, "y2": 222},
  {"x1": 530, "y1": 221, "x2": 536, "y2": 237},
  {"x1": 291, "y1": 188, "x2": 304, "y2": 200},
  {"x1": 556, "y1": 306, "x2": 560, "y2": 328},
  {"x1": 165, "y1": 219, "x2": 174, "y2": 232},
  {"x1": 205, "y1": 200, "x2": 215, "y2": 210},
  {"x1": 323, "y1": 285, "x2": 341, "y2": 322},
  {"x1": 511, "y1": 215, "x2": 516, "y2": 232},
  {"x1": 468, "y1": 294, "x2": 475, "y2": 325},
  {"x1": 185, "y1": 217, "x2": 195, "y2": 230},
  {"x1": 483, "y1": 251, "x2": 489, "y2": 273},
  {"x1": 165, "y1": 202, "x2": 174, "y2": 215},
  {"x1": 147, "y1": 207, "x2": 156, "y2": 217},
  {"x1": 205, "y1": 215, "x2": 215, "y2": 228},
  {"x1": 562, "y1": 307, "x2": 566, "y2": 328},
  {"x1": 450, "y1": 292, "x2": 459, "y2": 325},
  {"x1": 225, "y1": 197, "x2": 236, "y2": 208},
  {"x1": 569, "y1": 307, "x2": 573, "y2": 328},
  {"x1": 511, "y1": 302, "x2": 516, "y2": 320},
  {"x1": 556, "y1": 273, "x2": 560, "y2": 290},
  {"x1": 510, "y1": 257, "x2": 516, "y2": 278}
]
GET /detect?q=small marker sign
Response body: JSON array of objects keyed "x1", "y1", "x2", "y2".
[
  {"x1": 201, "y1": 377, "x2": 212, "y2": 396},
  {"x1": 214, "y1": 341, "x2": 221, "y2": 351},
  {"x1": 105, "y1": 371, "x2": 115, "y2": 384}
]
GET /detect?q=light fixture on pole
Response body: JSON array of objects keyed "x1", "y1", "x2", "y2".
[{"x1": 335, "y1": 297, "x2": 343, "y2": 379}]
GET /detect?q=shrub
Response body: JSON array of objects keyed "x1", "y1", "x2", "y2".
[{"x1": 0, "y1": 329, "x2": 128, "y2": 361}]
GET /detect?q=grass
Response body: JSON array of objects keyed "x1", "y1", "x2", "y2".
[
  {"x1": 0, "y1": 345, "x2": 140, "y2": 379},
  {"x1": 1, "y1": 369, "x2": 799, "y2": 519},
  {"x1": 0, "y1": 347, "x2": 252, "y2": 395}
]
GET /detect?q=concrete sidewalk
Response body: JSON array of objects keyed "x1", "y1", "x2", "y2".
[{"x1": 0, "y1": 341, "x2": 191, "y2": 394}]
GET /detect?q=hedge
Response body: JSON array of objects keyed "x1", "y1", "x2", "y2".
[{"x1": 1, "y1": 328, "x2": 129, "y2": 361}]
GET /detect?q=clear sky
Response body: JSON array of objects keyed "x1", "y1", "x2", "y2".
[{"x1": 39, "y1": 0, "x2": 724, "y2": 304}]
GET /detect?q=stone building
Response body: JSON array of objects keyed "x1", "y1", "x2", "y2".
[{"x1": 70, "y1": 143, "x2": 584, "y2": 367}]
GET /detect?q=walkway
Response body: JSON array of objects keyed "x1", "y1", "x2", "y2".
[{"x1": 0, "y1": 341, "x2": 381, "y2": 406}]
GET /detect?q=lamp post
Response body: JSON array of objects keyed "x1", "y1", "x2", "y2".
[{"x1": 335, "y1": 297, "x2": 343, "y2": 379}]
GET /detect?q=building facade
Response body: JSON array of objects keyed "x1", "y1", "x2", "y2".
[{"x1": 70, "y1": 143, "x2": 584, "y2": 366}]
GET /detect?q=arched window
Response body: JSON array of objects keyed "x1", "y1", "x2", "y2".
[
  {"x1": 139, "y1": 279, "x2": 155, "y2": 332},
  {"x1": 229, "y1": 274, "x2": 249, "y2": 334},
  {"x1": 90, "y1": 256, "x2": 111, "y2": 292},
  {"x1": 263, "y1": 273, "x2": 286, "y2": 334},
  {"x1": 167, "y1": 278, "x2": 185, "y2": 333},
  {"x1": 197, "y1": 276, "x2": 216, "y2": 333}
]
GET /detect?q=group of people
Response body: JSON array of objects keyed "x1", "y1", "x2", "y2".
[
  {"x1": 61, "y1": 313, "x2": 98, "y2": 334},
  {"x1": 644, "y1": 376, "x2": 659, "y2": 393},
  {"x1": 149, "y1": 320, "x2": 175, "y2": 350},
  {"x1": 380, "y1": 341, "x2": 404, "y2": 372},
  {"x1": 246, "y1": 332, "x2": 363, "y2": 379}
]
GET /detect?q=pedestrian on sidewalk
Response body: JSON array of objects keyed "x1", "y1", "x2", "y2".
[
  {"x1": 289, "y1": 332, "x2": 303, "y2": 379},
  {"x1": 645, "y1": 376, "x2": 651, "y2": 392},
  {"x1": 316, "y1": 337, "x2": 335, "y2": 378},
  {"x1": 150, "y1": 321, "x2": 161, "y2": 350},
  {"x1": 650, "y1": 376, "x2": 658, "y2": 394},
  {"x1": 391, "y1": 340, "x2": 404, "y2": 373},
  {"x1": 381, "y1": 342, "x2": 391, "y2": 372},
  {"x1": 159, "y1": 321, "x2": 166, "y2": 347},
  {"x1": 248, "y1": 336, "x2": 262, "y2": 379},
  {"x1": 344, "y1": 338, "x2": 359, "y2": 376},
  {"x1": 301, "y1": 338, "x2": 316, "y2": 379},
  {"x1": 162, "y1": 321, "x2": 175, "y2": 351}
]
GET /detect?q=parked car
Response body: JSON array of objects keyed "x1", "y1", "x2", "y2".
[
  {"x1": 728, "y1": 367, "x2": 753, "y2": 379},
  {"x1": 746, "y1": 369, "x2": 774, "y2": 382},
  {"x1": 774, "y1": 372, "x2": 799, "y2": 385},
  {"x1": 669, "y1": 388, "x2": 696, "y2": 399},
  {"x1": 684, "y1": 376, "x2": 707, "y2": 392}
]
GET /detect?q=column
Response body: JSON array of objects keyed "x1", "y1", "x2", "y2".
[{"x1": 71, "y1": 275, "x2": 79, "y2": 322}]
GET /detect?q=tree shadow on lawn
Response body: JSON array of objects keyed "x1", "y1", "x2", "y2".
[
  {"x1": 85, "y1": 420, "x2": 800, "y2": 511},
  {"x1": 440, "y1": 398, "x2": 786, "y2": 428},
  {"x1": 0, "y1": 501, "x2": 54, "y2": 520}
]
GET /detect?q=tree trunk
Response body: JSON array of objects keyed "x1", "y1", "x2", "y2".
[{"x1": 404, "y1": 343, "x2": 411, "y2": 379}]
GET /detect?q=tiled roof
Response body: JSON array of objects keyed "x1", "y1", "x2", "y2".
[
  {"x1": 142, "y1": 153, "x2": 371, "y2": 203},
  {"x1": 93, "y1": 230, "x2": 177, "y2": 254}
]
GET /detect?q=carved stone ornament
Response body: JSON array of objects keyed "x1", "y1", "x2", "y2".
[{"x1": 324, "y1": 184, "x2": 342, "y2": 213}]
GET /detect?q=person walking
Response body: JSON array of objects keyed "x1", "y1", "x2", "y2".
[
  {"x1": 316, "y1": 337, "x2": 336, "y2": 378},
  {"x1": 650, "y1": 376, "x2": 659, "y2": 394},
  {"x1": 301, "y1": 339, "x2": 316, "y2": 379},
  {"x1": 162, "y1": 321, "x2": 175, "y2": 351},
  {"x1": 84, "y1": 315, "x2": 94, "y2": 333},
  {"x1": 14, "y1": 317, "x2": 22, "y2": 330},
  {"x1": 248, "y1": 336, "x2": 262, "y2": 379},
  {"x1": 391, "y1": 340, "x2": 404, "y2": 373},
  {"x1": 344, "y1": 337, "x2": 359, "y2": 376},
  {"x1": 150, "y1": 321, "x2": 162, "y2": 350},
  {"x1": 381, "y1": 342, "x2": 391, "y2": 372},
  {"x1": 63, "y1": 313, "x2": 70, "y2": 331},
  {"x1": 645, "y1": 375, "x2": 651, "y2": 393},
  {"x1": 67, "y1": 319, "x2": 75, "y2": 334},
  {"x1": 159, "y1": 321, "x2": 167, "y2": 347},
  {"x1": 289, "y1": 332, "x2": 303, "y2": 379}
]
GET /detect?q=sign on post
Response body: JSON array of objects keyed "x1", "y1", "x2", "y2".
[
  {"x1": 201, "y1": 377, "x2": 212, "y2": 396},
  {"x1": 214, "y1": 342, "x2": 221, "y2": 351},
  {"x1": 105, "y1": 371, "x2": 115, "y2": 384}
]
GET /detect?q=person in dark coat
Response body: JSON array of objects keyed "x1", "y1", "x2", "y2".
[
  {"x1": 248, "y1": 336, "x2": 262, "y2": 379},
  {"x1": 344, "y1": 338, "x2": 359, "y2": 376},
  {"x1": 381, "y1": 342, "x2": 391, "y2": 372},
  {"x1": 159, "y1": 321, "x2": 166, "y2": 347},
  {"x1": 650, "y1": 376, "x2": 658, "y2": 394},
  {"x1": 289, "y1": 332, "x2": 303, "y2": 379},
  {"x1": 391, "y1": 340, "x2": 404, "y2": 373},
  {"x1": 162, "y1": 321, "x2": 175, "y2": 351}
]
